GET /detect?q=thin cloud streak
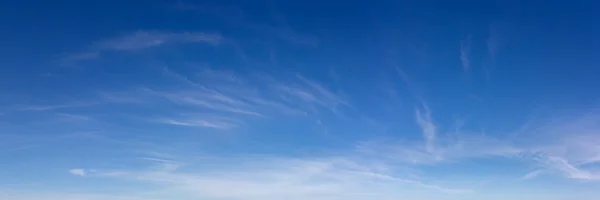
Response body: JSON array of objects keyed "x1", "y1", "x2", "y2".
[
  {"x1": 157, "y1": 117, "x2": 241, "y2": 130},
  {"x1": 72, "y1": 154, "x2": 468, "y2": 199},
  {"x1": 173, "y1": 2, "x2": 318, "y2": 47},
  {"x1": 521, "y1": 169, "x2": 544, "y2": 180},
  {"x1": 97, "y1": 31, "x2": 221, "y2": 51},
  {"x1": 63, "y1": 31, "x2": 221, "y2": 62},
  {"x1": 16, "y1": 101, "x2": 100, "y2": 111},
  {"x1": 81, "y1": 67, "x2": 351, "y2": 130},
  {"x1": 158, "y1": 67, "x2": 347, "y2": 118}
]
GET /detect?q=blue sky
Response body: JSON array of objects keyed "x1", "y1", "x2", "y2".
[{"x1": 1, "y1": 0, "x2": 600, "y2": 199}]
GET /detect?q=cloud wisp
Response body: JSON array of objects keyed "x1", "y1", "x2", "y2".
[
  {"x1": 5, "y1": 66, "x2": 336, "y2": 135},
  {"x1": 522, "y1": 115, "x2": 600, "y2": 180},
  {"x1": 96, "y1": 31, "x2": 221, "y2": 51},
  {"x1": 355, "y1": 101, "x2": 600, "y2": 184},
  {"x1": 9, "y1": 64, "x2": 349, "y2": 132},
  {"x1": 63, "y1": 31, "x2": 221, "y2": 63},
  {"x1": 69, "y1": 169, "x2": 86, "y2": 176},
  {"x1": 173, "y1": 2, "x2": 318, "y2": 47},
  {"x1": 130, "y1": 67, "x2": 350, "y2": 130},
  {"x1": 156, "y1": 116, "x2": 241, "y2": 130},
  {"x1": 69, "y1": 154, "x2": 469, "y2": 200},
  {"x1": 416, "y1": 104, "x2": 437, "y2": 155}
]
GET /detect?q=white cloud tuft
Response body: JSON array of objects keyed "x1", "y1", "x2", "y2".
[{"x1": 69, "y1": 169, "x2": 86, "y2": 176}]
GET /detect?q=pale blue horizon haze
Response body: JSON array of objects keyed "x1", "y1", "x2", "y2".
[{"x1": 1, "y1": 0, "x2": 600, "y2": 200}]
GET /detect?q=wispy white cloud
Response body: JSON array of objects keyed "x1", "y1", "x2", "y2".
[
  {"x1": 17, "y1": 33, "x2": 600, "y2": 200},
  {"x1": 368, "y1": 103, "x2": 590, "y2": 182},
  {"x1": 296, "y1": 74, "x2": 349, "y2": 106},
  {"x1": 272, "y1": 74, "x2": 350, "y2": 116},
  {"x1": 141, "y1": 157, "x2": 183, "y2": 171},
  {"x1": 7, "y1": 82, "x2": 600, "y2": 200},
  {"x1": 416, "y1": 104, "x2": 437, "y2": 155},
  {"x1": 158, "y1": 91, "x2": 264, "y2": 116},
  {"x1": 525, "y1": 137, "x2": 600, "y2": 180},
  {"x1": 521, "y1": 169, "x2": 544, "y2": 180},
  {"x1": 15, "y1": 65, "x2": 600, "y2": 186},
  {"x1": 157, "y1": 116, "x2": 241, "y2": 130},
  {"x1": 16, "y1": 101, "x2": 100, "y2": 111},
  {"x1": 507, "y1": 111, "x2": 600, "y2": 181},
  {"x1": 173, "y1": 2, "x2": 317, "y2": 47},
  {"x1": 358, "y1": 133, "x2": 520, "y2": 166},
  {"x1": 161, "y1": 67, "x2": 203, "y2": 87},
  {"x1": 134, "y1": 68, "x2": 349, "y2": 130},
  {"x1": 69, "y1": 168, "x2": 86, "y2": 176},
  {"x1": 63, "y1": 31, "x2": 221, "y2": 62},
  {"x1": 9, "y1": 66, "x2": 345, "y2": 134},
  {"x1": 96, "y1": 31, "x2": 221, "y2": 51},
  {"x1": 354, "y1": 99, "x2": 525, "y2": 167},
  {"x1": 72, "y1": 153, "x2": 468, "y2": 200},
  {"x1": 535, "y1": 155, "x2": 600, "y2": 180}
]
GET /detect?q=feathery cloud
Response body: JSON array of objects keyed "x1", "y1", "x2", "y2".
[
  {"x1": 136, "y1": 67, "x2": 348, "y2": 130},
  {"x1": 11, "y1": 65, "x2": 345, "y2": 133}
]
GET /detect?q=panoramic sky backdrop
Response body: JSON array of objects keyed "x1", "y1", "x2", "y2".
[{"x1": 1, "y1": 0, "x2": 600, "y2": 200}]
